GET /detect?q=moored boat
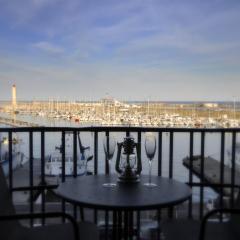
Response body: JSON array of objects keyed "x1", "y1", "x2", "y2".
[{"x1": 0, "y1": 134, "x2": 25, "y2": 176}]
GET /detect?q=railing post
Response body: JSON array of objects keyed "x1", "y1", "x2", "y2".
[
  {"x1": 73, "y1": 130, "x2": 77, "y2": 177},
  {"x1": 8, "y1": 131, "x2": 13, "y2": 199},
  {"x1": 188, "y1": 131, "x2": 194, "y2": 219},
  {"x1": 105, "y1": 131, "x2": 109, "y2": 175},
  {"x1": 200, "y1": 131, "x2": 205, "y2": 219},
  {"x1": 220, "y1": 131, "x2": 225, "y2": 221},
  {"x1": 94, "y1": 131, "x2": 98, "y2": 224},
  {"x1": 61, "y1": 131, "x2": 66, "y2": 223},
  {"x1": 94, "y1": 131, "x2": 98, "y2": 175},
  {"x1": 168, "y1": 131, "x2": 174, "y2": 218},
  {"x1": 61, "y1": 131, "x2": 66, "y2": 182},
  {"x1": 158, "y1": 131, "x2": 162, "y2": 177},
  {"x1": 29, "y1": 131, "x2": 34, "y2": 226},
  {"x1": 231, "y1": 131, "x2": 236, "y2": 208},
  {"x1": 40, "y1": 130, "x2": 45, "y2": 225},
  {"x1": 169, "y1": 131, "x2": 174, "y2": 179}
]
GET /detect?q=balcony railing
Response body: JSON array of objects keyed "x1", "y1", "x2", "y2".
[{"x1": 1, "y1": 126, "x2": 240, "y2": 239}]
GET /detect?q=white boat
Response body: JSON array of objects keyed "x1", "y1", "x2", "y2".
[
  {"x1": 0, "y1": 134, "x2": 25, "y2": 176},
  {"x1": 45, "y1": 133, "x2": 93, "y2": 176},
  {"x1": 227, "y1": 142, "x2": 240, "y2": 172}
]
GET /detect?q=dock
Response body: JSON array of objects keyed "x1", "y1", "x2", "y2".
[
  {"x1": 11, "y1": 159, "x2": 58, "y2": 204},
  {"x1": 183, "y1": 156, "x2": 240, "y2": 196},
  {"x1": 0, "y1": 116, "x2": 39, "y2": 127}
]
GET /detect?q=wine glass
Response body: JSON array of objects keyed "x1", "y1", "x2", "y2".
[
  {"x1": 144, "y1": 133, "x2": 157, "y2": 187},
  {"x1": 103, "y1": 135, "x2": 116, "y2": 187}
]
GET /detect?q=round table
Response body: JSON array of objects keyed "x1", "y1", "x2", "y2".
[
  {"x1": 54, "y1": 175, "x2": 191, "y2": 211},
  {"x1": 54, "y1": 175, "x2": 191, "y2": 239}
]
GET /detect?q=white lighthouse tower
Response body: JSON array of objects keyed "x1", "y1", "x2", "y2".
[{"x1": 12, "y1": 84, "x2": 17, "y2": 111}]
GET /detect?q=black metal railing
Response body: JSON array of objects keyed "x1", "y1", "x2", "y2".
[{"x1": 1, "y1": 126, "x2": 240, "y2": 237}]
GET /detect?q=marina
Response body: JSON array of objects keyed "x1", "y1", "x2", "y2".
[{"x1": 1, "y1": 98, "x2": 240, "y2": 128}]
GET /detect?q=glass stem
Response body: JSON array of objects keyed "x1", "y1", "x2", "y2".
[
  {"x1": 149, "y1": 159, "x2": 152, "y2": 184},
  {"x1": 108, "y1": 160, "x2": 111, "y2": 175}
]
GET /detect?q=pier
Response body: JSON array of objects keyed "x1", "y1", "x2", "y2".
[
  {"x1": 183, "y1": 156, "x2": 240, "y2": 196},
  {"x1": 0, "y1": 116, "x2": 39, "y2": 127}
]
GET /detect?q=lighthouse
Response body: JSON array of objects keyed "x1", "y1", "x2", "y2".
[{"x1": 12, "y1": 84, "x2": 17, "y2": 111}]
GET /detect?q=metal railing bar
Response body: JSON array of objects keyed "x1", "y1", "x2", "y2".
[
  {"x1": 169, "y1": 132, "x2": 173, "y2": 179},
  {"x1": 158, "y1": 131, "x2": 162, "y2": 177},
  {"x1": 219, "y1": 132, "x2": 225, "y2": 221},
  {"x1": 73, "y1": 130, "x2": 77, "y2": 177},
  {"x1": 8, "y1": 131, "x2": 13, "y2": 199},
  {"x1": 11, "y1": 185, "x2": 57, "y2": 191},
  {"x1": 200, "y1": 132, "x2": 205, "y2": 219},
  {"x1": 94, "y1": 131, "x2": 98, "y2": 225},
  {"x1": 29, "y1": 131, "x2": 34, "y2": 226},
  {"x1": 61, "y1": 131, "x2": 66, "y2": 182},
  {"x1": 94, "y1": 131, "x2": 98, "y2": 175},
  {"x1": 189, "y1": 182, "x2": 240, "y2": 189},
  {"x1": 168, "y1": 132, "x2": 174, "y2": 218},
  {"x1": 105, "y1": 131, "x2": 109, "y2": 175},
  {"x1": 188, "y1": 132, "x2": 194, "y2": 219},
  {"x1": 231, "y1": 132, "x2": 236, "y2": 208},
  {"x1": 61, "y1": 131, "x2": 66, "y2": 223},
  {"x1": 40, "y1": 130, "x2": 45, "y2": 225},
  {"x1": 1, "y1": 126, "x2": 240, "y2": 133},
  {"x1": 72, "y1": 131, "x2": 78, "y2": 223},
  {"x1": 157, "y1": 131, "x2": 163, "y2": 222}
]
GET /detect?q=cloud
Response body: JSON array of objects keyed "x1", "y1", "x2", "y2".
[
  {"x1": 0, "y1": 0, "x2": 240, "y2": 100},
  {"x1": 32, "y1": 41, "x2": 64, "y2": 54}
]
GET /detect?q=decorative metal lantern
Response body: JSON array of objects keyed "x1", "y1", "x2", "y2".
[{"x1": 115, "y1": 137, "x2": 142, "y2": 183}]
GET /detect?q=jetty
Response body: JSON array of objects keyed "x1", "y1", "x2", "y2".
[
  {"x1": 183, "y1": 156, "x2": 240, "y2": 196},
  {"x1": 12, "y1": 159, "x2": 58, "y2": 203},
  {"x1": 0, "y1": 116, "x2": 39, "y2": 127}
]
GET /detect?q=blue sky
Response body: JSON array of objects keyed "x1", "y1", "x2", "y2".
[{"x1": 0, "y1": 0, "x2": 240, "y2": 101}]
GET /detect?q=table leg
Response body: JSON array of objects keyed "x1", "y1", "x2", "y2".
[
  {"x1": 105, "y1": 210, "x2": 109, "y2": 239},
  {"x1": 157, "y1": 209, "x2": 161, "y2": 239},
  {"x1": 124, "y1": 211, "x2": 129, "y2": 240},
  {"x1": 117, "y1": 211, "x2": 122, "y2": 239},
  {"x1": 112, "y1": 211, "x2": 117, "y2": 239},
  {"x1": 80, "y1": 206, "x2": 85, "y2": 221},
  {"x1": 94, "y1": 209, "x2": 98, "y2": 224},
  {"x1": 129, "y1": 211, "x2": 133, "y2": 239},
  {"x1": 122, "y1": 211, "x2": 136, "y2": 240}
]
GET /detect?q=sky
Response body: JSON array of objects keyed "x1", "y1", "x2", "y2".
[{"x1": 0, "y1": 0, "x2": 240, "y2": 101}]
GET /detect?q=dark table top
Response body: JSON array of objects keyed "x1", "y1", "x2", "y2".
[{"x1": 54, "y1": 175, "x2": 192, "y2": 211}]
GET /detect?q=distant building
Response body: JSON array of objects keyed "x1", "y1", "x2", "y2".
[
  {"x1": 203, "y1": 103, "x2": 218, "y2": 108},
  {"x1": 101, "y1": 95, "x2": 115, "y2": 106}
]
